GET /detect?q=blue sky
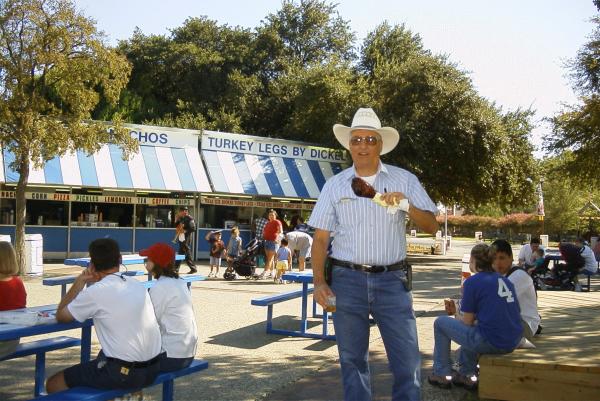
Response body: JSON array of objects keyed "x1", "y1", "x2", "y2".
[{"x1": 74, "y1": 0, "x2": 598, "y2": 155}]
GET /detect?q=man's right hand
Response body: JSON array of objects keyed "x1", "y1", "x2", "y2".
[{"x1": 314, "y1": 282, "x2": 335, "y2": 309}]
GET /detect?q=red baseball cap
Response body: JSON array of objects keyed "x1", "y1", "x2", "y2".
[{"x1": 139, "y1": 243, "x2": 175, "y2": 268}]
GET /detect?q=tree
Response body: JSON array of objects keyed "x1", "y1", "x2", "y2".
[
  {"x1": 0, "y1": 0, "x2": 135, "y2": 273},
  {"x1": 361, "y1": 23, "x2": 537, "y2": 210},
  {"x1": 547, "y1": 4, "x2": 600, "y2": 184}
]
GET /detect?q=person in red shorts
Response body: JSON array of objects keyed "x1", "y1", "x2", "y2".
[
  {"x1": 259, "y1": 209, "x2": 283, "y2": 279},
  {"x1": 0, "y1": 241, "x2": 27, "y2": 357}
]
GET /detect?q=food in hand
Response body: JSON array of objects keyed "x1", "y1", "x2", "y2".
[{"x1": 351, "y1": 177, "x2": 392, "y2": 208}]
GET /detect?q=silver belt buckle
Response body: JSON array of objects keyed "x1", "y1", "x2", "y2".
[{"x1": 381, "y1": 266, "x2": 388, "y2": 273}]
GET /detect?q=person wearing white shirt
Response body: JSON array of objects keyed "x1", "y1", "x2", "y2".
[
  {"x1": 576, "y1": 239, "x2": 599, "y2": 274},
  {"x1": 47, "y1": 239, "x2": 162, "y2": 393},
  {"x1": 141, "y1": 242, "x2": 198, "y2": 372},
  {"x1": 518, "y1": 238, "x2": 543, "y2": 267},
  {"x1": 492, "y1": 239, "x2": 541, "y2": 340}
]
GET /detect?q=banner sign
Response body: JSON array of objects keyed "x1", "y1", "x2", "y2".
[
  {"x1": 0, "y1": 191, "x2": 193, "y2": 206},
  {"x1": 202, "y1": 130, "x2": 348, "y2": 163},
  {"x1": 106, "y1": 123, "x2": 200, "y2": 149},
  {"x1": 201, "y1": 196, "x2": 314, "y2": 210}
]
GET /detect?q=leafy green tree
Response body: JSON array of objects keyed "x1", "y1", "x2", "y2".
[
  {"x1": 361, "y1": 23, "x2": 537, "y2": 210},
  {"x1": 0, "y1": 0, "x2": 135, "y2": 272},
  {"x1": 547, "y1": 4, "x2": 600, "y2": 184}
]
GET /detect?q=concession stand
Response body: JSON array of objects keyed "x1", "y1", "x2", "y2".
[
  {"x1": 0, "y1": 125, "x2": 349, "y2": 260},
  {"x1": 0, "y1": 123, "x2": 211, "y2": 258},
  {"x1": 197, "y1": 130, "x2": 348, "y2": 257}
]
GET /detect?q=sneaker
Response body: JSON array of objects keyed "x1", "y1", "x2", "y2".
[
  {"x1": 452, "y1": 373, "x2": 478, "y2": 390},
  {"x1": 264, "y1": 272, "x2": 273, "y2": 279},
  {"x1": 208, "y1": 272, "x2": 214, "y2": 278},
  {"x1": 187, "y1": 267, "x2": 197, "y2": 274},
  {"x1": 427, "y1": 374, "x2": 452, "y2": 389}
]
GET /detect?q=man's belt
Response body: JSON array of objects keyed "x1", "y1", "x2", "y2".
[
  {"x1": 106, "y1": 353, "x2": 162, "y2": 368},
  {"x1": 331, "y1": 258, "x2": 408, "y2": 273}
]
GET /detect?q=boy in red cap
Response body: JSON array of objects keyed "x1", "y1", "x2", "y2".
[{"x1": 140, "y1": 243, "x2": 198, "y2": 372}]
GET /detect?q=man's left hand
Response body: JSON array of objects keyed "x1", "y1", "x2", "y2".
[{"x1": 379, "y1": 192, "x2": 406, "y2": 207}]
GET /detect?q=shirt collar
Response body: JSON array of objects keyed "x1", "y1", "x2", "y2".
[{"x1": 344, "y1": 161, "x2": 388, "y2": 181}]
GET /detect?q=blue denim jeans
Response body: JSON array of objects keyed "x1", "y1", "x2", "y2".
[
  {"x1": 432, "y1": 316, "x2": 513, "y2": 376},
  {"x1": 331, "y1": 266, "x2": 420, "y2": 401}
]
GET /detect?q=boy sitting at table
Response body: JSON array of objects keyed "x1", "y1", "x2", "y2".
[{"x1": 46, "y1": 238, "x2": 162, "y2": 393}]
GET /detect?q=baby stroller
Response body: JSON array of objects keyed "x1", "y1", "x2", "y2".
[{"x1": 223, "y1": 238, "x2": 262, "y2": 280}]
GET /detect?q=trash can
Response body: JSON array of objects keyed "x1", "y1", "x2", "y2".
[
  {"x1": 461, "y1": 253, "x2": 472, "y2": 290},
  {"x1": 24, "y1": 234, "x2": 43, "y2": 275},
  {"x1": 433, "y1": 238, "x2": 444, "y2": 255}
]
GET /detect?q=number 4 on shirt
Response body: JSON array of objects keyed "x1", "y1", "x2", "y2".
[{"x1": 497, "y1": 278, "x2": 515, "y2": 303}]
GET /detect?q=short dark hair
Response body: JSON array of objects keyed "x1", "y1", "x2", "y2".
[
  {"x1": 281, "y1": 238, "x2": 288, "y2": 246},
  {"x1": 530, "y1": 237, "x2": 541, "y2": 245},
  {"x1": 491, "y1": 239, "x2": 513, "y2": 258},
  {"x1": 89, "y1": 238, "x2": 121, "y2": 271},
  {"x1": 151, "y1": 262, "x2": 179, "y2": 280},
  {"x1": 179, "y1": 206, "x2": 189, "y2": 211}
]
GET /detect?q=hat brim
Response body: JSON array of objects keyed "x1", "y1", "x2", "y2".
[{"x1": 333, "y1": 125, "x2": 399, "y2": 155}]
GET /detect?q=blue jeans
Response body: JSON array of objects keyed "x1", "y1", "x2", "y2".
[
  {"x1": 331, "y1": 266, "x2": 420, "y2": 401},
  {"x1": 432, "y1": 316, "x2": 513, "y2": 376}
]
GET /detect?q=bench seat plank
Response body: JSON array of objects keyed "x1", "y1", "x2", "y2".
[
  {"x1": 0, "y1": 336, "x2": 81, "y2": 398},
  {"x1": 32, "y1": 359, "x2": 209, "y2": 401},
  {"x1": 251, "y1": 288, "x2": 314, "y2": 306}
]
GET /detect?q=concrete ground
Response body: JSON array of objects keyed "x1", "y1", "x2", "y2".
[{"x1": 0, "y1": 240, "x2": 485, "y2": 401}]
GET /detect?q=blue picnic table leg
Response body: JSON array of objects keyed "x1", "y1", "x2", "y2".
[
  {"x1": 312, "y1": 297, "x2": 317, "y2": 317},
  {"x1": 34, "y1": 352, "x2": 45, "y2": 397},
  {"x1": 61, "y1": 284, "x2": 67, "y2": 299},
  {"x1": 162, "y1": 379, "x2": 174, "y2": 401},
  {"x1": 300, "y1": 283, "x2": 308, "y2": 334},
  {"x1": 322, "y1": 309, "x2": 329, "y2": 337},
  {"x1": 266, "y1": 305, "x2": 273, "y2": 333},
  {"x1": 81, "y1": 325, "x2": 92, "y2": 363}
]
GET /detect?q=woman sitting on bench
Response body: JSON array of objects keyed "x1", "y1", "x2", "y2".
[
  {"x1": 0, "y1": 242, "x2": 26, "y2": 358},
  {"x1": 142, "y1": 243, "x2": 198, "y2": 372}
]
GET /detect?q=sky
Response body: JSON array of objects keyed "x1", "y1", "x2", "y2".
[{"x1": 74, "y1": 0, "x2": 598, "y2": 156}]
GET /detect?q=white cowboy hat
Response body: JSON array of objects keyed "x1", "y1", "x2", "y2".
[{"x1": 333, "y1": 108, "x2": 399, "y2": 155}]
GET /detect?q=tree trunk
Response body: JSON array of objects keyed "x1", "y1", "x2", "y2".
[{"x1": 15, "y1": 157, "x2": 30, "y2": 275}]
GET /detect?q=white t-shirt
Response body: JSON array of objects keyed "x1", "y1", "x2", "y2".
[
  {"x1": 507, "y1": 268, "x2": 540, "y2": 334},
  {"x1": 68, "y1": 274, "x2": 161, "y2": 362},
  {"x1": 580, "y1": 245, "x2": 598, "y2": 273},
  {"x1": 518, "y1": 244, "x2": 544, "y2": 266},
  {"x1": 149, "y1": 276, "x2": 198, "y2": 359}
]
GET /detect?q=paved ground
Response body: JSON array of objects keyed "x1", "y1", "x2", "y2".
[{"x1": 1, "y1": 240, "x2": 485, "y2": 400}]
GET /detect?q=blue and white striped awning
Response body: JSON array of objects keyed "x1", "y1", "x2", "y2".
[
  {"x1": 2, "y1": 144, "x2": 211, "y2": 192},
  {"x1": 201, "y1": 131, "x2": 349, "y2": 199}
]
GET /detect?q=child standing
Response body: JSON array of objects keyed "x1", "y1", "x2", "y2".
[
  {"x1": 226, "y1": 227, "x2": 243, "y2": 271},
  {"x1": 205, "y1": 230, "x2": 225, "y2": 278},
  {"x1": 0, "y1": 242, "x2": 27, "y2": 358},
  {"x1": 275, "y1": 238, "x2": 292, "y2": 284}
]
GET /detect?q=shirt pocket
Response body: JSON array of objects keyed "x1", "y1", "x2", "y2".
[{"x1": 333, "y1": 197, "x2": 361, "y2": 229}]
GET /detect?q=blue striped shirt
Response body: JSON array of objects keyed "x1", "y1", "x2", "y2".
[{"x1": 308, "y1": 163, "x2": 438, "y2": 265}]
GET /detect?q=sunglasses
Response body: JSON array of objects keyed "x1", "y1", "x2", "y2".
[{"x1": 349, "y1": 135, "x2": 379, "y2": 146}]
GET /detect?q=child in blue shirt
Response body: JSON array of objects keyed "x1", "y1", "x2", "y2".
[
  {"x1": 274, "y1": 238, "x2": 292, "y2": 284},
  {"x1": 428, "y1": 243, "x2": 522, "y2": 390}
]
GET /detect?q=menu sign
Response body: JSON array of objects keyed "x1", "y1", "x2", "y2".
[
  {"x1": 0, "y1": 191, "x2": 193, "y2": 206},
  {"x1": 200, "y1": 196, "x2": 314, "y2": 210}
]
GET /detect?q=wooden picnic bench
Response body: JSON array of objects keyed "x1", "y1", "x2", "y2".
[
  {"x1": 0, "y1": 336, "x2": 81, "y2": 397},
  {"x1": 32, "y1": 359, "x2": 209, "y2": 401},
  {"x1": 478, "y1": 290, "x2": 600, "y2": 400}
]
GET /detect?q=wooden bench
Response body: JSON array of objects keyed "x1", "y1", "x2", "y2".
[
  {"x1": 32, "y1": 359, "x2": 209, "y2": 401},
  {"x1": 478, "y1": 291, "x2": 600, "y2": 400},
  {"x1": 0, "y1": 336, "x2": 81, "y2": 397},
  {"x1": 43, "y1": 271, "x2": 147, "y2": 298},
  {"x1": 251, "y1": 288, "x2": 315, "y2": 334}
]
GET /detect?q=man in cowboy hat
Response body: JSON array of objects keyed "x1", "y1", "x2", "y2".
[{"x1": 309, "y1": 108, "x2": 438, "y2": 401}]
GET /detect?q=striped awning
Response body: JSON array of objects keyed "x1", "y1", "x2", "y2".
[
  {"x1": 201, "y1": 130, "x2": 349, "y2": 198},
  {"x1": 2, "y1": 145, "x2": 211, "y2": 192}
]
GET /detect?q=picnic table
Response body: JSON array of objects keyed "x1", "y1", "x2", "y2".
[
  {"x1": 280, "y1": 271, "x2": 335, "y2": 340},
  {"x1": 0, "y1": 305, "x2": 93, "y2": 396}
]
